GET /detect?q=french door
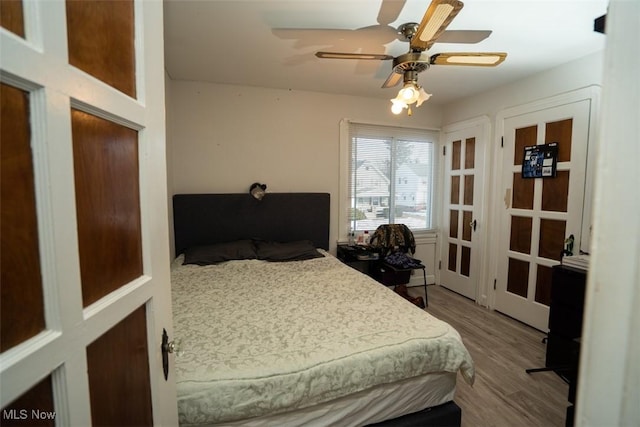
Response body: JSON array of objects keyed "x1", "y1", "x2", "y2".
[
  {"x1": 441, "y1": 122, "x2": 486, "y2": 301},
  {"x1": 1, "y1": 1, "x2": 177, "y2": 425},
  {"x1": 494, "y1": 97, "x2": 592, "y2": 331}
]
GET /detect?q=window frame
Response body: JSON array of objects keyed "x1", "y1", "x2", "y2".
[{"x1": 338, "y1": 119, "x2": 440, "y2": 242}]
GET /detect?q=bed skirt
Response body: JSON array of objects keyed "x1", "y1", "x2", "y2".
[{"x1": 367, "y1": 401, "x2": 462, "y2": 427}]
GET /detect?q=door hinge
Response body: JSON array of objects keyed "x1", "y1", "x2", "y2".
[
  {"x1": 494, "y1": 279, "x2": 497, "y2": 290},
  {"x1": 442, "y1": 146, "x2": 446, "y2": 156},
  {"x1": 438, "y1": 260, "x2": 442, "y2": 270},
  {"x1": 501, "y1": 136, "x2": 504, "y2": 147}
]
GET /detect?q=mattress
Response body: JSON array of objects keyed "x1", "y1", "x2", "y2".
[{"x1": 171, "y1": 251, "x2": 474, "y2": 426}]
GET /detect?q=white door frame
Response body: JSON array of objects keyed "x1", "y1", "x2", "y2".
[
  {"x1": 486, "y1": 86, "x2": 600, "y2": 313},
  {"x1": 439, "y1": 116, "x2": 492, "y2": 305}
]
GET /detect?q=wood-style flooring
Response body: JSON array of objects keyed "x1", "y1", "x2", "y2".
[{"x1": 420, "y1": 285, "x2": 569, "y2": 427}]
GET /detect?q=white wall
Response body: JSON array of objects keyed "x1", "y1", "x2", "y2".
[
  {"x1": 165, "y1": 52, "x2": 604, "y2": 288},
  {"x1": 442, "y1": 51, "x2": 604, "y2": 125},
  {"x1": 166, "y1": 81, "x2": 442, "y2": 255}
]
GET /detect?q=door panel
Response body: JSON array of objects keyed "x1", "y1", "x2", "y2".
[
  {"x1": 0, "y1": 0, "x2": 25, "y2": 38},
  {"x1": 542, "y1": 170, "x2": 570, "y2": 212},
  {"x1": 495, "y1": 99, "x2": 591, "y2": 330},
  {"x1": 1, "y1": 376, "x2": 54, "y2": 427},
  {"x1": 71, "y1": 109, "x2": 143, "y2": 307},
  {"x1": 441, "y1": 123, "x2": 487, "y2": 300},
  {"x1": 0, "y1": 83, "x2": 46, "y2": 352},
  {"x1": 66, "y1": 0, "x2": 136, "y2": 97},
  {"x1": 87, "y1": 305, "x2": 152, "y2": 426},
  {"x1": 1, "y1": 1, "x2": 176, "y2": 424},
  {"x1": 535, "y1": 265, "x2": 553, "y2": 306},
  {"x1": 538, "y1": 218, "x2": 566, "y2": 260},
  {"x1": 507, "y1": 257, "x2": 529, "y2": 297},
  {"x1": 510, "y1": 216, "x2": 532, "y2": 254}
]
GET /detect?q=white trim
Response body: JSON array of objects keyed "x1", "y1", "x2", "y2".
[
  {"x1": 442, "y1": 115, "x2": 490, "y2": 134},
  {"x1": 70, "y1": 98, "x2": 144, "y2": 131},
  {"x1": 29, "y1": 86, "x2": 63, "y2": 335},
  {"x1": 497, "y1": 85, "x2": 601, "y2": 122},
  {"x1": 338, "y1": 119, "x2": 351, "y2": 243},
  {"x1": 339, "y1": 117, "x2": 441, "y2": 134},
  {"x1": 576, "y1": 1, "x2": 640, "y2": 425}
]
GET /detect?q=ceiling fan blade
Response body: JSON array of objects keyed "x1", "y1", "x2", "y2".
[
  {"x1": 436, "y1": 30, "x2": 492, "y2": 44},
  {"x1": 430, "y1": 52, "x2": 507, "y2": 66},
  {"x1": 377, "y1": 0, "x2": 407, "y2": 25},
  {"x1": 411, "y1": 0, "x2": 464, "y2": 51},
  {"x1": 382, "y1": 71, "x2": 404, "y2": 88},
  {"x1": 315, "y1": 51, "x2": 394, "y2": 60}
]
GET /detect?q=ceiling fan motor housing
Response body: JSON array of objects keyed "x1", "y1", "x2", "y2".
[
  {"x1": 392, "y1": 52, "x2": 431, "y2": 76},
  {"x1": 397, "y1": 22, "x2": 420, "y2": 41}
]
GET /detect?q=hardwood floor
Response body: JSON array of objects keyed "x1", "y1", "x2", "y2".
[{"x1": 420, "y1": 285, "x2": 569, "y2": 427}]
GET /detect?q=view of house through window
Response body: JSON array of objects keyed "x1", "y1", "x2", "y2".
[{"x1": 348, "y1": 122, "x2": 438, "y2": 233}]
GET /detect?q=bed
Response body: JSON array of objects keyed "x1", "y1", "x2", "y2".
[{"x1": 171, "y1": 193, "x2": 474, "y2": 426}]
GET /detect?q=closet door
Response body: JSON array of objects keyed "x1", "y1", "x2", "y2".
[
  {"x1": 494, "y1": 98, "x2": 591, "y2": 331},
  {"x1": 1, "y1": 1, "x2": 177, "y2": 425},
  {"x1": 441, "y1": 122, "x2": 487, "y2": 301}
]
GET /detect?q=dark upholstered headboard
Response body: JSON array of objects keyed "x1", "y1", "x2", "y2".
[{"x1": 173, "y1": 193, "x2": 330, "y2": 255}]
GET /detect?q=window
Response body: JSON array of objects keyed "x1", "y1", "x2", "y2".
[{"x1": 342, "y1": 121, "x2": 438, "y2": 234}]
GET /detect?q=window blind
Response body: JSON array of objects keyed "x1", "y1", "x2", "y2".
[{"x1": 347, "y1": 122, "x2": 438, "y2": 233}]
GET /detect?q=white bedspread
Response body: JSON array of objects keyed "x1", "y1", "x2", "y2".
[{"x1": 171, "y1": 251, "x2": 474, "y2": 426}]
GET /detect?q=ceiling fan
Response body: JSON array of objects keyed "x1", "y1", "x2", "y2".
[{"x1": 314, "y1": 0, "x2": 507, "y2": 114}]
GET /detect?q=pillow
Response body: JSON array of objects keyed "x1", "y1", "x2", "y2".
[
  {"x1": 254, "y1": 240, "x2": 324, "y2": 262},
  {"x1": 183, "y1": 240, "x2": 257, "y2": 265}
]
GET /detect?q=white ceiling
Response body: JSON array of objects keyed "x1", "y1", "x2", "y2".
[{"x1": 163, "y1": 0, "x2": 608, "y2": 106}]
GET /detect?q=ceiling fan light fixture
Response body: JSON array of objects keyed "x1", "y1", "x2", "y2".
[
  {"x1": 416, "y1": 87, "x2": 432, "y2": 107},
  {"x1": 391, "y1": 81, "x2": 430, "y2": 115},
  {"x1": 398, "y1": 83, "x2": 420, "y2": 103},
  {"x1": 390, "y1": 98, "x2": 408, "y2": 115}
]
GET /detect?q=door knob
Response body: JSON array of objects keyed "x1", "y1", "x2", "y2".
[
  {"x1": 165, "y1": 340, "x2": 179, "y2": 354},
  {"x1": 470, "y1": 219, "x2": 477, "y2": 231},
  {"x1": 161, "y1": 329, "x2": 181, "y2": 380}
]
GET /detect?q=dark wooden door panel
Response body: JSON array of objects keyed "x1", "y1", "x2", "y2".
[
  {"x1": 71, "y1": 109, "x2": 142, "y2": 307},
  {"x1": 1, "y1": 83, "x2": 46, "y2": 352},
  {"x1": 66, "y1": 0, "x2": 136, "y2": 97},
  {"x1": 545, "y1": 119, "x2": 573, "y2": 162},
  {"x1": 507, "y1": 257, "x2": 529, "y2": 298},
  {"x1": 0, "y1": 0, "x2": 24, "y2": 37},
  {"x1": 514, "y1": 126, "x2": 537, "y2": 165},
  {"x1": 0, "y1": 376, "x2": 54, "y2": 426},
  {"x1": 542, "y1": 170, "x2": 570, "y2": 212},
  {"x1": 87, "y1": 305, "x2": 153, "y2": 427}
]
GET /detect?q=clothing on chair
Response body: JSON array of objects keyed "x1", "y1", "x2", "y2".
[
  {"x1": 384, "y1": 252, "x2": 423, "y2": 269},
  {"x1": 369, "y1": 224, "x2": 416, "y2": 256}
]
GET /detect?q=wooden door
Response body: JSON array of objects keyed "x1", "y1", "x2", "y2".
[
  {"x1": 494, "y1": 98, "x2": 592, "y2": 331},
  {"x1": 441, "y1": 124, "x2": 486, "y2": 301},
  {"x1": 0, "y1": 1, "x2": 177, "y2": 425}
]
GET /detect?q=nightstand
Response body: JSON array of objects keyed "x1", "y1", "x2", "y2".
[{"x1": 336, "y1": 244, "x2": 379, "y2": 276}]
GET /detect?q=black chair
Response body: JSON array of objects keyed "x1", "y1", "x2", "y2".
[{"x1": 369, "y1": 224, "x2": 428, "y2": 307}]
